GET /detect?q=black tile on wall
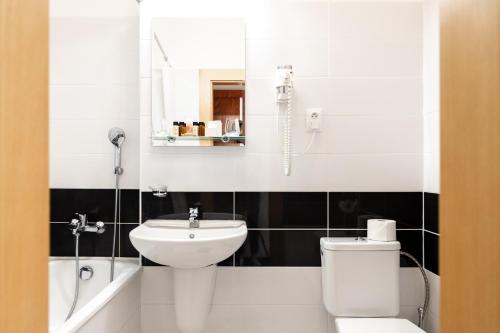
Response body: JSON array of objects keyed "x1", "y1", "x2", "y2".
[
  {"x1": 397, "y1": 230, "x2": 423, "y2": 268},
  {"x1": 424, "y1": 192, "x2": 439, "y2": 233},
  {"x1": 50, "y1": 189, "x2": 139, "y2": 223},
  {"x1": 50, "y1": 222, "x2": 117, "y2": 257},
  {"x1": 120, "y1": 224, "x2": 140, "y2": 258},
  {"x1": 235, "y1": 192, "x2": 327, "y2": 228},
  {"x1": 424, "y1": 231, "x2": 439, "y2": 275},
  {"x1": 142, "y1": 192, "x2": 234, "y2": 222},
  {"x1": 329, "y1": 192, "x2": 422, "y2": 229},
  {"x1": 235, "y1": 230, "x2": 326, "y2": 266}
]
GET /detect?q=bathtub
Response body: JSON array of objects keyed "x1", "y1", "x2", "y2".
[{"x1": 49, "y1": 258, "x2": 141, "y2": 333}]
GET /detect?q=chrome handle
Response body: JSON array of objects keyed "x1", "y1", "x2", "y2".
[{"x1": 95, "y1": 221, "x2": 106, "y2": 234}]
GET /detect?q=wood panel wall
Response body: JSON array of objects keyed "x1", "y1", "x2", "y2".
[
  {"x1": 440, "y1": 0, "x2": 500, "y2": 332},
  {"x1": 0, "y1": 0, "x2": 49, "y2": 332}
]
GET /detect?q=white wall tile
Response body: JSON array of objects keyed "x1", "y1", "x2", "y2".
[
  {"x1": 213, "y1": 267, "x2": 323, "y2": 305},
  {"x1": 141, "y1": 152, "x2": 239, "y2": 191},
  {"x1": 400, "y1": 268, "x2": 425, "y2": 307},
  {"x1": 137, "y1": 0, "x2": 424, "y2": 193},
  {"x1": 142, "y1": 304, "x2": 328, "y2": 333},
  {"x1": 327, "y1": 115, "x2": 422, "y2": 154},
  {"x1": 50, "y1": 85, "x2": 138, "y2": 120},
  {"x1": 142, "y1": 267, "x2": 323, "y2": 306},
  {"x1": 141, "y1": 267, "x2": 175, "y2": 305},
  {"x1": 140, "y1": 40, "x2": 152, "y2": 79},
  {"x1": 328, "y1": 154, "x2": 422, "y2": 190},
  {"x1": 140, "y1": 78, "x2": 152, "y2": 116},
  {"x1": 246, "y1": 0, "x2": 329, "y2": 40},
  {"x1": 50, "y1": 14, "x2": 140, "y2": 189},
  {"x1": 328, "y1": 77, "x2": 422, "y2": 116},
  {"x1": 50, "y1": 118, "x2": 139, "y2": 156},
  {"x1": 50, "y1": 18, "x2": 138, "y2": 85},
  {"x1": 423, "y1": 0, "x2": 440, "y2": 195},
  {"x1": 141, "y1": 267, "x2": 429, "y2": 332},
  {"x1": 118, "y1": 312, "x2": 141, "y2": 333},
  {"x1": 246, "y1": 38, "x2": 329, "y2": 78},
  {"x1": 423, "y1": 112, "x2": 439, "y2": 154},
  {"x1": 50, "y1": 0, "x2": 138, "y2": 17},
  {"x1": 426, "y1": 269, "x2": 440, "y2": 318},
  {"x1": 50, "y1": 153, "x2": 139, "y2": 189},
  {"x1": 330, "y1": 2, "x2": 422, "y2": 77}
]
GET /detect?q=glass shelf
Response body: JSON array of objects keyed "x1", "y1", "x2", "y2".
[{"x1": 152, "y1": 135, "x2": 246, "y2": 144}]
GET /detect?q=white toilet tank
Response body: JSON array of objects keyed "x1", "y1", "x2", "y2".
[{"x1": 320, "y1": 237, "x2": 401, "y2": 317}]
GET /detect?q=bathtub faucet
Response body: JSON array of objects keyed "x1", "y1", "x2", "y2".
[{"x1": 69, "y1": 213, "x2": 106, "y2": 236}]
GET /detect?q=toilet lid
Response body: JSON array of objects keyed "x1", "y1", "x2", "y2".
[{"x1": 335, "y1": 318, "x2": 426, "y2": 333}]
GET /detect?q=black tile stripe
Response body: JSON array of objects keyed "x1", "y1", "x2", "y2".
[
  {"x1": 424, "y1": 231, "x2": 439, "y2": 275},
  {"x1": 329, "y1": 192, "x2": 422, "y2": 229},
  {"x1": 50, "y1": 188, "x2": 140, "y2": 258},
  {"x1": 424, "y1": 192, "x2": 439, "y2": 233},
  {"x1": 50, "y1": 189, "x2": 139, "y2": 223},
  {"x1": 235, "y1": 192, "x2": 328, "y2": 229},
  {"x1": 51, "y1": 190, "x2": 426, "y2": 269},
  {"x1": 50, "y1": 222, "x2": 117, "y2": 257},
  {"x1": 235, "y1": 230, "x2": 326, "y2": 267},
  {"x1": 397, "y1": 230, "x2": 423, "y2": 268},
  {"x1": 141, "y1": 191, "x2": 233, "y2": 222}
]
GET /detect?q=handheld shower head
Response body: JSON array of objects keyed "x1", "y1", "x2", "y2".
[
  {"x1": 108, "y1": 127, "x2": 125, "y2": 148},
  {"x1": 108, "y1": 127, "x2": 125, "y2": 175}
]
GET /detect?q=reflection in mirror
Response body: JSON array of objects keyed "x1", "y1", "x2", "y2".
[{"x1": 151, "y1": 18, "x2": 246, "y2": 147}]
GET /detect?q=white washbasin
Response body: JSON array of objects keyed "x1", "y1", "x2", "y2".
[{"x1": 129, "y1": 219, "x2": 247, "y2": 268}]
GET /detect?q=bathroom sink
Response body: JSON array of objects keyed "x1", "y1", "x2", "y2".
[{"x1": 129, "y1": 219, "x2": 247, "y2": 268}]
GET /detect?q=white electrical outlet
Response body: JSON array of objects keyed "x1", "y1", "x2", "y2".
[{"x1": 306, "y1": 108, "x2": 322, "y2": 131}]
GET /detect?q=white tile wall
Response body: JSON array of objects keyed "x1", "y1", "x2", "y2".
[
  {"x1": 141, "y1": 266, "x2": 428, "y2": 333},
  {"x1": 424, "y1": 270, "x2": 440, "y2": 333},
  {"x1": 422, "y1": 1, "x2": 440, "y2": 331},
  {"x1": 50, "y1": 9, "x2": 139, "y2": 189},
  {"x1": 423, "y1": 0, "x2": 440, "y2": 195},
  {"x1": 139, "y1": 0, "x2": 424, "y2": 192}
]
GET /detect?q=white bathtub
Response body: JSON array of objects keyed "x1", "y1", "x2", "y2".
[{"x1": 49, "y1": 258, "x2": 141, "y2": 333}]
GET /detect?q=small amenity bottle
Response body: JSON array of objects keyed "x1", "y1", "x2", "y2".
[{"x1": 172, "y1": 121, "x2": 179, "y2": 136}]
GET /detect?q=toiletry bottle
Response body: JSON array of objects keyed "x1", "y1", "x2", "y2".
[
  {"x1": 199, "y1": 122, "x2": 205, "y2": 136},
  {"x1": 179, "y1": 122, "x2": 186, "y2": 136},
  {"x1": 172, "y1": 121, "x2": 179, "y2": 136},
  {"x1": 186, "y1": 122, "x2": 192, "y2": 135},
  {"x1": 192, "y1": 122, "x2": 199, "y2": 136}
]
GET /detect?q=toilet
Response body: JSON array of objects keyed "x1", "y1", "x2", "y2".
[{"x1": 320, "y1": 237, "x2": 425, "y2": 333}]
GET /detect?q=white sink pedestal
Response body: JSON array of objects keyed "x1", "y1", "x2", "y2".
[
  {"x1": 129, "y1": 220, "x2": 247, "y2": 333},
  {"x1": 173, "y1": 265, "x2": 217, "y2": 333}
]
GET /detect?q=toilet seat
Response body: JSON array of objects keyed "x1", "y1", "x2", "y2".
[{"x1": 335, "y1": 318, "x2": 426, "y2": 333}]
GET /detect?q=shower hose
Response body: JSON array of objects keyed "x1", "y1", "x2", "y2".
[
  {"x1": 65, "y1": 233, "x2": 80, "y2": 321},
  {"x1": 400, "y1": 251, "x2": 430, "y2": 328}
]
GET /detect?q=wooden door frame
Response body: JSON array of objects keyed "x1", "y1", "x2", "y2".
[
  {"x1": 0, "y1": 1, "x2": 49, "y2": 332},
  {"x1": 440, "y1": 0, "x2": 500, "y2": 332}
]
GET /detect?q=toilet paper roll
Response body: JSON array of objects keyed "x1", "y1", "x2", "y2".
[{"x1": 367, "y1": 219, "x2": 396, "y2": 242}]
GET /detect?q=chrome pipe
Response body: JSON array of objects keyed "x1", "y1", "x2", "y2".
[
  {"x1": 400, "y1": 251, "x2": 430, "y2": 329},
  {"x1": 65, "y1": 234, "x2": 80, "y2": 321},
  {"x1": 108, "y1": 127, "x2": 125, "y2": 282}
]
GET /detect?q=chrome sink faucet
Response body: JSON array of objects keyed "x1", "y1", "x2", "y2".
[
  {"x1": 189, "y1": 207, "x2": 200, "y2": 228},
  {"x1": 68, "y1": 213, "x2": 106, "y2": 236}
]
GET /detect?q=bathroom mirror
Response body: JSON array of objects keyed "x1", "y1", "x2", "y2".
[{"x1": 151, "y1": 18, "x2": 246, "y2": 147}]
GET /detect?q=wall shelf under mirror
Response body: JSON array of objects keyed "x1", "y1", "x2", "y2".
[{"x1": 152, "y1": 135, "x2": 245, "y2": 146}]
